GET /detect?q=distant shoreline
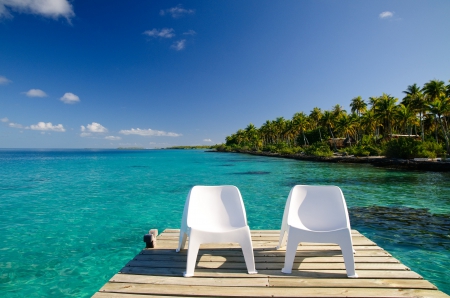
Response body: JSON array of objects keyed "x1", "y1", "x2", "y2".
[{"x1": 209, "y1": 150, "x2": 450, "y2": 172}]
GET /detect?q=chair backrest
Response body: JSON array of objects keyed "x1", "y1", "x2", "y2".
[
  {"x1": 287, "y1": 185, "x2": 350, "y2": 231},
  {"x1": 186, "y1": 185, "x2": 248, "y2": 232}
]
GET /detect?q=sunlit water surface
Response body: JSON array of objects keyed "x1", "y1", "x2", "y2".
[{"x1": 0, "y1": 149, "x2": 449, "y2": 297}]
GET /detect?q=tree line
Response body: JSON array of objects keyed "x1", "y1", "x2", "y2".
[{"x1": 221, "y1": 79, "x2": 450, "y2": 158}]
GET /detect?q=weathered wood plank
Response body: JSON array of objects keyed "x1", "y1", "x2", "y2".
[
  {"x1": 108, "y1": 275, "x2": 268, "y2": 286},
  {"x1": 98, "y1": 283, "x2": 449, "y2": 297},
  {"x1": 95, "y1": 229, "x2": 449, "y2": 298},
  {"x1": 139, "y1": 248, "x2": 391, "y2": 257},
  {"x1": 119, "y1": 266, "x2": 423, "y2": 279},
  {"x1": 132, "y1": 254, "x2": 399, "y2": 263},
  {"x1": 161, "y1": 229, "x2": 362, "y2": 235},
  {"x1": 108, "y1": 274, "x2": 436, "y2": 290},
  {"x1": 157, "y1": 236, "x2": 373, "y2": 243},
  {"x1": 124, "y1": 259, "x2": 408, "y2": 270},
  {"x1": 153, "y1": 243, "x2": 381, "y2": 250}
]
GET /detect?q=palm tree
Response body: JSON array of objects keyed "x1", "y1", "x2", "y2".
[
  {"x1": 309, "y1": 107, "x2": 323, "y2": 141},
  {"x1": 274, "y1": 117, "x2": 286, "y2": 144},
  {"x1": 292, "y1": 112, "x2": 310, "y2": 146},
  {"x1": 374, "y1": 93, "x2": 398, "y2": 137},
  {"x1": 350, "y1": 96, "x2": 367, "y2": 142},
  {"x1": 423, "y1": 79, "x2": 446, "y2": 102},
  {"x1": 361, "y1": 109, "x2": 378, "y2": 141},
  {"x1": 402, "y1": 84, "x2": 426, "y2": 140},
  {"x1": 244, "y1": 123, "x2": 260, "y2": 150},
  {"x1": 395, "y1": 104, "x2": 417, "y2": 135},
  {"x1": 321, "y1": 110, "x2": 337, "y2": 150},
  {"x1": 350, "y1": 96, "x2": 367, "y2": 117},
  {"x1": 428, "y1": 97, "x2": 450, "y2": 152},
  {"x1": 336, "y1": 114, "x2": 356, "y2": 144},
  {"x1": 332, "y1": 104, "x2": 346, "y2": 120}
]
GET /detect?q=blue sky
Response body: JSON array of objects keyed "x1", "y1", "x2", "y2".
[{"x1": 1, "y1": 0, "x2": 449, "y2": 148}]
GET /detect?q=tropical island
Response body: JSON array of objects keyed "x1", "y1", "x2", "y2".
[{"x1": 215, "y1": 79, "x2": 450, "y2": 171}]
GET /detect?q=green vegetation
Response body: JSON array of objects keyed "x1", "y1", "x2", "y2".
[
  {"x1": 166, "y1": 145, "x2": 216, "y2": 150},
  {"x1": 117, "y1": 147, "x2": 145, "y2": 150},
  {"x1": 221, "y1": 79, "x2": 450, "y2": 159}
]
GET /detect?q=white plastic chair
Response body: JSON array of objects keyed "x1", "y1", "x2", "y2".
[
  {"x1": 277, "y1": 185, "x2": 357, "y2": 278},
  {"x1": 176, "y1": 185, "x2": 258, "y2": 277}
]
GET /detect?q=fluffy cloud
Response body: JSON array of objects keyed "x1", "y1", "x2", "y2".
[
  {"x1": 119, "y1": 128, "x2": 181, "y2": 137},
  {"x1": 379, "y1": 11, "x2": 393, "y2": 19},
  {"x1": 1, "y1": 117, "x2": 9, "y2": 122},
  {"x1": 183, "y1": 30, "x2": 197, "y2": 36},
  {"x1": 0, "y1": 75, "x2": 12, "y2": 85},
  {"x1": 105, "y1": 136, "x2": 121, "y2": 141},
  {"x1": 81, "y1": 122, "x2": 107, "y2": 133},
  {"x1": 143, "y1": 28, "x2": 175, "y2": 38},
  {"x1": 171, "y1": 39, "x2": 186, "y2": 51},
  {"x1": 24, "y1": 89, "x2": 47, "y2": 97},
  {"x1": 203, "y1": 139, "x2": 212, "y2": 142},
  {"x1": 60, "y1": 92, "x2": 80, "y2": 104},
  {"x1": 160, "y1": 5, "x2": 195, "y2": 18},
  {"x1": 28, "y1": 122, "x2": 65, "y2": 132},
  {"x1": 0, "y1": 0, "x2": 74, "y2": 20},
  {"x1": 9, "y1": 122, "x2": 23, "y2": 128}
]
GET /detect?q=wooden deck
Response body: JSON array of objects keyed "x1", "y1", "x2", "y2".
[{"x1": 94, "y1": 229, "x2": 449, "y2": 298}]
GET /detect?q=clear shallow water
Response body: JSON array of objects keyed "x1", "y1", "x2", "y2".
[{"x1": 0, "y1": 149, "x2": 449, "y2": 297}]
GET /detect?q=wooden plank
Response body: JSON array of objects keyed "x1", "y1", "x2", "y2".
[
  {"x1": 95, "y1": 229, "x2": 449, "y2": 298},
  {"x1": 108, "y1": 274, "x2": 268, "y2": 286},
  {"x1": 108, "y1": 274, "x2": 436, "y2": 290},
  {"x1": 98, "y1": 283, "x2": 449, "y2": 297},
  {"x1": 94, "y1": 293, "x2": 194, "y2": 298},
  {"x1": 124, "y1": 259, "x2": 408, "y2": 270},
  {"x1": 153, "y1": 243, "x2": 381, "y2": 250},
  {"x1": 139, "y1": 248, "x2": 391, "y2": 257},
  {"x1": 268, "y1": 278, "x2": 437, "y2": 289},
  {"x1": 119, "y1": 266, "x2": 423, "y2": 279},
  {"x1": 132, "y1": 254, "x2": 399, "y2": 263},
  {"x1": 161, "y1": 229, "x2": 363, "y2": 234}
]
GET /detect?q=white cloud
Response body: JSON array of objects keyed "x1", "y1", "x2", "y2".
[
  {"x1": 9, "y1": 122, "x2": 23, "y2": 128},
  {"x1": 0, "y1": 75, "x2": 12, "y2": 85},
  {"x1": 160, "y1": 5, "x2": 195, "y2": 18},
  {"x1": 1, "y1": 117, "x2": 9, "y2": 122},
  {"x1": 105, "y1": 136, "x2": 121, "y2": 141},
  {"x1": 171, "y1": 39, "x2": 186, "y2": 51},
  {"x1": 28, "y1": 122, "x2": 65, "y2": 132},
  {"x1": 119, "y1": 128, "x2": 182, "y2": 137},
  {"x1": 80, "y1": 132, "x2": 92, "y2": 137},
  {"x1": 203, "y1": 139, "x2": 212, "y2": 142},
  {"x1": 24, "y1": 89, "x2": 47, "y2": 97},
  {"x1": 81, "y1": 122, "x2": 107, "y2": 133},
  {"x1": 183, "y1": 30, "x2": 196, "y2": 36},
  {"x1": 143, "y1": 28, "x2": 175, "y2": 38},
  {"x1": 379, "y1": 11, "x2": 393, "y2": 19},
  {"x1": 60, "y1": 92, "x2": 80, "y2": 104},
  {"x1": 0, "y1": 0, "x2": 74, "y2": 20}
]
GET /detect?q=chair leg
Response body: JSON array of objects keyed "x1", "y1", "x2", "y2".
[
  {"x1": 277, "y1": 226, "x2": 287, "y2": 249},
  {"x1": 184, "y1": 236, "x2": 200, "y2": 277},
  {"x1": 239, "y1": 229, "x2": 257, "y2": 274},
  {"x1": 176, "y1": 231, "x2": 187, "y2": 252},
  {"x1": 339, "y1": 233, "x2": 358, "y2": 278},
  {"x1": 281, "y1": 234, "x2": 299, "y2": 274}
]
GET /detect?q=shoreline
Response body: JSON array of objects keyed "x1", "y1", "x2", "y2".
[{"x1": 209, "y1": 150, "x2": 450, "y2": 172}]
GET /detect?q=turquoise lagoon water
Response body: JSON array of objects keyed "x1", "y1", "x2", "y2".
[{"x1": 0, "y1": 149, "x2": 449, "y2": 297}]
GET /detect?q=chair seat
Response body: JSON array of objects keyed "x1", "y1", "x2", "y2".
[
  {"x1": 176, "y1": 185, "x2": 257, "y2": 277},
  {"x1": 278, "y1": 185, "x2": 357, "y2": 278}
]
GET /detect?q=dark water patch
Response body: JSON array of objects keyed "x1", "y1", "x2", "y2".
[
  {"x1": 232, "y1": 171, "x2": 271, "y2": 175},
  {"x1": 129, "y1": 165, "x2": 149, "y2": 168},
  {"x1": 349, "y1": 206, "x2": 450, "y2": 250},
  {"x1": 25, "y1": 178, "x2": 48, "y2": 182},
  {"x1": 219, "y1": 164, "x2": 234, "y2": 167}
]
